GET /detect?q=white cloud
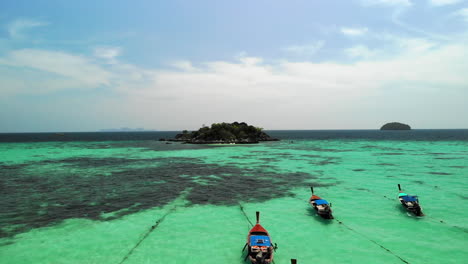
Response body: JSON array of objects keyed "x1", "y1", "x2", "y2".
[
  {"x1": 345, "y1": 45, "x2": 379, "y2": 58},
  {"x1": 360, "y1": 0, "x2": 412, "y2": 6},
  {"x1": 283, "y1": 41, "x2": 325, "y2": 56},
  {"x1": 171, "y1": 61, "x2": 197, "y2": 71},
  {"x1": 7, "y1": 18, "x2": 49, "y2": 38},
  {"x1": 93, "y1": 46, "x2": 122, "y2": 64},
  {"x1": 454, "y1": 8, "x2": 468, "y2": 22},
  {"x1": 94, "y1": 46, "x2": 122, "y2": 64},
  {"x1": 0, "y1": 49, "x2": 112, "y2": 93},
  {"x1": 1, "y1": 37, "x2": 467, "y2": 130},
  {"x1": 128, "y1": 42, "x2": 467, "y2": 129},
  {"x1": 341, "y1": 27, "x2": 369, "y2": 36},
  {"x1": 394, "y1": 37, "x2": 437, "y2": 52},
  {"x1": 429, "y1": 0, "x2": 463, "y2": 6},
  {"x1": 391, "y1": 8, "x2": 451, "y2": 41}
]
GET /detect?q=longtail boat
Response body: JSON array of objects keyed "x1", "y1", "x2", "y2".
[
  {"x1": 309, "y1": 187, "x2": 333, "y2": 219},
  {"x1": 243, "y1": 211, "x2": 277, "y2": 264},
  {"x1": 398, "y1": 184, "x2": 424, "y2": 216}
]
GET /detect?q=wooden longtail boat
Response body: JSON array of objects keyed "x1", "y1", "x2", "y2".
[
  {"x1": 243, "y1": 211, "x2": 277, "y2": 264},
  {"x1": 309, "y1": 187, "x2": 333, "y2": 219},
  {"x1": 398, "y1": 184, "x2": 424, "y2": 216}
]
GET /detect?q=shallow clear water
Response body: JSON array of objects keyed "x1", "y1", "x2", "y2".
[{"x1": 1, "y1": 131, "x2": 467, "y2": 264}]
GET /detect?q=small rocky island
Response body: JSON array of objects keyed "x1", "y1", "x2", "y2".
[
  {"x1": 162, "y1": 122, "x2": 279, "y2": 144},
  {"x1": 380, "y1": 122, "x2": 411, "y2": 130}
]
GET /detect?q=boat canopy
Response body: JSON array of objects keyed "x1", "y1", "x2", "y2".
[
  {"x1": 398, "y1": 193, "x2": 408, "y2": 197},
  {"x1": 402, "y1": 195, "x2": 418, "y2": 202},
  {"x1": 250, "y1": 235, "x2": 271, "y2": 247},
  {"x1": 315, "y1": 199, "x2": 329, "y2": 205}
]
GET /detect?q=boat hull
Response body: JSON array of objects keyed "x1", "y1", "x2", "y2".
[
  {"x1": 312, "y1": 206, "x2": 334, "y2": 219},
  {"x1": 399, "y1": 200, "x2": 424, "y2": 216},
  {"x1": 246, "y1": 224, "x2": 274, "y2": 264},
  {"x1": 398, "y1": 193, "x2": 424, "y2": 216},
  {"x1": 310, "y1": 195, "x2": 333, "y2": 219}
]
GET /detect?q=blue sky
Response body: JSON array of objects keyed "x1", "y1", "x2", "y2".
[{"x1": 0, "y1": 0, "x2": 467, "y2": 132}]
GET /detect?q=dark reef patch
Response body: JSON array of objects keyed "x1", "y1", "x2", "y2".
[
  {"x1": 320, "y1": 177, "x2": 337, "y2": 180},
  {"x1": 361, "y1": 145, "x2": 379, "y2": 149},
  {"x1": 0, "y1": 156, "x2": 326, "y2": 238},
  {"x1": 301, "y1": 154, "x2": 322, "y2": 158},
  {"x1": 449, "y1": 166, "x2": 466, "y2": 169},
  {"x1": 0, "y1": 163, "x2": 30, "y2": 170},
  {"x1": 313, "y1": 157, "x2": 341, "y2": 166},
  {"x1": 229, "y1": 156, "x2": 246, "y2": 159},
  {"x1": 376, "y1": 163, "x2": 396, "y2": 166},
  {"x1": 109, "y1": 141, "x2": 213, "y2": 152},
  {"x1": 310, "y1": 147, "x2": 353, "y2": 153},
  {"x1": 373, "y1": 153, "x2": 405, "y2": 156},
  {"x1": 428, "y1": 172, "x2": 452, "y2": 175},
  {"x1": 362, "y1": 145, "x2": 405, "y2": 151},
  {"x1": 434, "y1": 157, "x2": 464, "y2": 160},
  {"x1": 258, "y1": 158, "x2": 281, "y2": 162},
  {"x1": 356, "y1": 187, "x2": 371, "y2": 191},
  {"x1": 37, "y1": 157, "x2": 161, "y2": 168}
]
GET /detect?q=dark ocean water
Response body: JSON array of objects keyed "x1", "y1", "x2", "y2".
[{"x1": 0, "y1": 129, "x2": 467, "y2": 142}]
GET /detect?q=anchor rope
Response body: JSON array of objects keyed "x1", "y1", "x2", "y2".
[
  {"x1": 293, "y1": 196, "x2": 410, "y2": 263},
  {"x1": 117, "y1": 188, "x2": 193, "y2": 264},
  {"x1": 118, "y1": 206, "x2": 177, "y2": 264},
  {"x1": 360, "y1": 188, "x2": 468, "y2": 233},
  {"x1": 334, "y1": 218, "x2": 410, "y2": 264},
  {"x1": 238, "y1": 202, "x2": 254, "y2": 227},
  {"x1": 297, "y1": 189, "x2": 465, "y2": 232},
  {"x1": 424, "y1": 216, "x2": 468, "y2": 233}
]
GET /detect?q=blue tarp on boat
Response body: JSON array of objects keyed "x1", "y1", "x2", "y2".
[
  {"x1": 250, "y1": 235, "x2": 271, "y2": 247},
  {"x1": 315, "y1": 199, "x2": 329, "y2": 205},
  {"x1": 402, "y1": 196, "x2": 418, "y2": 202}
]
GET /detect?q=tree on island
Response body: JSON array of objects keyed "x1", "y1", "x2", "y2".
[
  {"x1": 172, "y1": 122, "x2": 278, "y2": 144},
  {"x1": 380, "y1": 122, "x2": 411, "y2": 130}
]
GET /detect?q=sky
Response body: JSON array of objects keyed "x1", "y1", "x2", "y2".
[{"x1": 0, "y1": 0, "x2": 467, "y2": 132}]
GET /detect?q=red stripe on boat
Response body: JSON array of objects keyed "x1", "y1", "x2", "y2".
[
  {"x1": 249, "y1": 224, "x2": 268, "y2": 234},
  {"x1": 310, "y1": 195, "x2": 321, "y2": 200}
]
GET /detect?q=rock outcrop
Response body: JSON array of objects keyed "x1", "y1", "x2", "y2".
[{"x1": 380, "y1": 122, "x2": 411, "y2": 130}]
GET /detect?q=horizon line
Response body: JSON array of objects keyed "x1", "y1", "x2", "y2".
[{"x1": 1, "y1": 128, "x2": 468, "y2": 134}]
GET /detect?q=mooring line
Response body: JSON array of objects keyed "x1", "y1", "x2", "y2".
[
  {"x1": 296, "y1": 191, "x2": 410, "y2": 263},
  {"x1": 238, "y1": 202, "x2": 254, "y2": 227},
  {"x1": 118, "y1": 206, "x2": 177, "y2": 264},
  {"x1": 302, "y1": 188, "x2": 465, "y2": 232},
  {"x1": 334, "y1": 218, "x2": 410, "y2": 264},
  {"x1": 424, "y1": 216, "x2": 468, "y2": 233},
  {"x1": 118, "y1": 188, "x2": 192, "y2": 264},
  {"x1": 362, "y1": 189, "x2": 468, "y2": 233}
]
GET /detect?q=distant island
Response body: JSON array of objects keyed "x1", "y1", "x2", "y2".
[
  {"x1": 162, "y1": 122, "x2": 279, "y2": 144},
  {"x1": 380, "y1": 122, "x2": 411, "y2": 130}
]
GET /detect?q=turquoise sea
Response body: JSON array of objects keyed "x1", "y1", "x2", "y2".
[{"x1": 1, "y1": 130, "x2": 467, "y2": 264}]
